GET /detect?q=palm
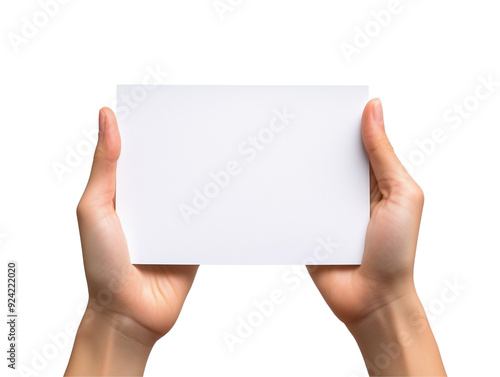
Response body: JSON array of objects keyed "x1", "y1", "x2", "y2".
[
  {"x1": 128, "y1": 265, "x2": 198, "y2": 335},
  {"x1": 308, "y1": 100, "x2": 424, "y2": 325},
  {"x1": 77, "y1": 108, "x2": 198, "y2": 343},
  {"x1": 79, "y1": 194, "x2": 198, "y2": 340}
]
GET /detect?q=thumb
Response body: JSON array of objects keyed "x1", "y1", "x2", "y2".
[
  {"x1": 361, "y1": 98, "x2": 411, "y2": 196},
  {"x1": 80, "y1": 107, "x2": 121, "y2": 210}
]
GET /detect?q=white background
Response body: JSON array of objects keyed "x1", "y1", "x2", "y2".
[{"x1": 0, "y1": 0, "x2": 499, "y2": 376}]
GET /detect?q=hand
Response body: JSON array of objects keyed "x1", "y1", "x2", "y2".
[
  {"x1": 65, "y1": 108, "x2": 198, "y2": 376},
  {"x1": 307, "y1": 99, "x2": 446, "y2": 376}
]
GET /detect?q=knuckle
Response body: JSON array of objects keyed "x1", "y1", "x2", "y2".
[
  {"x1": 76, "y1": 198, "x2": 91, "y2": 220},
  {"x1": 366, "y1": 135, "x2": 393, "y2": 156},
  {"x1": 412, "y1": 184, "x2": 425, "y2": 205},
  {"x1": 389, "y1": 178, "x2": 424, "y2": 205},
  {"x1": 404, "y1": 182, "x2": 424, "y2": 205}
]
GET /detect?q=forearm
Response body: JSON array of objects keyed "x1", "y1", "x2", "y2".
[
  {"x1": 347, "y1": 292, "x2": 446, "y2": 377},
  {"x1": 65, "y1": 306, "x2": 155, "y2": 376}
]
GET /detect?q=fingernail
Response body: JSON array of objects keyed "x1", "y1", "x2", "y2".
[
  {"x1": 99, "y1": 109, "x2": 106, "y2": 134},
  {"x1": 373, "y1": 99, "x2": 384, "y2": 126}
]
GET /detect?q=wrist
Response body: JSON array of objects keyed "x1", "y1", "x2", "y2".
[
  {"x1": 65, "y1": 304, "x2": 157, "y2": 376},
  {"x1": 346, "y1": 290, "x2": 446, "y2": 376},
  {"x1": 346, "y1": 288, "x2": 424, "y2": 339},
  {"x1": 82, "y1": 298, "x2": 164, "y2": 348}
]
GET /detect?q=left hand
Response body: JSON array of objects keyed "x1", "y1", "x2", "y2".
[{"x1": 65, "y1": 107, "x2": 198, "y2": 376}]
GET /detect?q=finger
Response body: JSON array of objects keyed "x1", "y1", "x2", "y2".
[
  {"x1": 80, "y1": 107, "x2": 121, "y2": 210},
  {"x1": 361, "y1": 99, "x2": 411, "y2": 196}
]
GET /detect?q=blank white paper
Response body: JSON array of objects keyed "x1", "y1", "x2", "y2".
[{"x1": 116, "y1": 85, "x2": 369, "y2": 264}]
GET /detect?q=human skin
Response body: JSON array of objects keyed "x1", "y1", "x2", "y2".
[
  {"x1": 65, "y1": 100, "x2": 446, "y2": 376},
  {"x1": 307, "y1": 99, "x2": 447, "y2": 376},
  {"x1": 65, "y1": 108, "x2": 198, "y2": 376}
]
